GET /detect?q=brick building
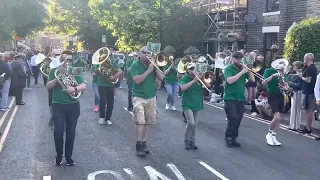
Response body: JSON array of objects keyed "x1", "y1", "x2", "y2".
[{"x1": 246, "y1": 0, "x2": 320, "y2": 66}]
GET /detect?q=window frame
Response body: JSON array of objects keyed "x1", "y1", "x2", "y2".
[{"x1": 266, "y1": 0, "x2": 280, "y2": 12}]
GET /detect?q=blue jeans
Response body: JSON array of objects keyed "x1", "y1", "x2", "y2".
[
  {"x1": 165, "y1": 82, "x2": 179, "y2": 106},
  {"x1": 1, "y1": 80, "x2": 10, "y2": 109},
  {"x1": 127, "y1": 82, "x2": 133, "y2": 109},
  {"x1": 92, "y1": 83, "x2": 100, "y2": 105}
]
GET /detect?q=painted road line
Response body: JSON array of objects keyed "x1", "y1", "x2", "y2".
[
  {"x1": 199, "y1": 161, "x2": 229, "y2": 180},
  {"x1": 203, "y1": 101, "x2": 316, "y2": 139},
  {"x1": 0, "y1": 98, "x2": 15, "y2": 129},
  {"x1": 123, "y1": 107, "x2": 133, "y2": 116},
  {"x1": 0, "y1": 105, "x2": 19, "y2": 152},
  {"x1": 43, "y1": 176, "x2": 51, "y2": 180}
]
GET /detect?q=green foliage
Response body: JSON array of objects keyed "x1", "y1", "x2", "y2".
[
  {"x1": 284, "y1": 18, "x2": 320, "y2": 62},
  {"x1": 162, "y1": 6, "x2": 204, "y2": 56},
  {"x1": 46, "y1": 0, "x2": 116, "y2": 50},
  {"x1": 89, "y1": 0, "x2": 184, "y2": 51},
  {"x1": 0, "y1": 0, "x2": 46, "y2": 43}
]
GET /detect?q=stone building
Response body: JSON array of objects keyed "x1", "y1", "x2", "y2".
[
  {"x1": 246, "y1": 0, "x2": 320, "y2": 65},
  {"x1": 188, "y1": 0, "x2": 247, "y2": 55}
]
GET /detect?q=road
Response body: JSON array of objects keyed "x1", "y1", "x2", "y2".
[{"x1": 0, "y1": 72, "x2": 319, "y2": 180}]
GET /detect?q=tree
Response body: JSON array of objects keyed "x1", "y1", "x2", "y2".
[
  {"x1": 162, "y1": 6, "x2": 205, "y2": 56},
  {"x1": 284, "y1": 18, "x2": 320, "y2": 63},
  {"x1": 89, "y1": 0, "x2": 187, "y2": 51},
  {"x1": 46, "y1": 0, "x2": 116, "y2": 50},
  {"x1": 0, "y1": 0, "x2": 47, "y2": 43}
]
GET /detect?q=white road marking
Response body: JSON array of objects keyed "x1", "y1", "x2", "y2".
[
  {"x1": 0, "y1": 105, "x2": 19, "y2": 152},
  {"x1": 0, "y1": 98, "x2": 15, "y2": 128},
  {"x1": 166, "y1": 164, "x2": 186, "y2": 180},
  {"x1": 144, "y1": 166, "x2": 171, "y2": 180},
  {"x1": 203, "y1": 101, "x2": 316, "y2": 139},
  {"x1": 123, "y1": 168, "x2": 140, "y2": 180},
  {"x1": 43, "y1": 176, "x2": 51, "y2": 180},
  {"x1": 123, "y1": 107, "x2": 133, "y2": 116},
  {"x1": 199, "y1": 161, "x2": 229, "y2": 180},
  {"x1": 87, "y1": 170, "x2": 125, "y2": 180}
]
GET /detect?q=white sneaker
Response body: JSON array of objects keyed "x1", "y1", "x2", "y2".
[
  {"x1": 106, "y1": 120, "x2": 112, "y2": 125},
  {"x1": 251, "y1": 112, "x2": 258, "y2": 116},
  {"x1": 99, "y1": 118, "x2": 106, "y2": 125},
  {"x1": 271, "y1": 133, "x2": 281, "y2": 146},
  {"x1": 266, "y1": 132, "x2": 274, "y2": 146},
  {"x1": 165, "y1": 104, "x2": 170, "y2": 110},
  {"x1": 170, "y1": 106, "x2": 177, "y2": 111}
]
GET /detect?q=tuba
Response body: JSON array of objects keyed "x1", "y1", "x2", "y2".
[
  {"x1": 92, "y1": 47, "x2": 118, "y2": 84},
  {"x1": 196, "y1": 56, "x2": 215, "y2": 88},
  {"x1": 51, "y1": 54, "x2": 82, "y2": 99},
  {"x1": 155, "y1": 51, "x2": 169, "y2": 67},
  {"x1": 271, "y1": 58, "x2": 293, "y2": 96},
  {"x1": 36, "y1": 45, "x2": 54, "y2": 77}
]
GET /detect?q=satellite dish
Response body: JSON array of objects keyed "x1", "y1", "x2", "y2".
[{"x1": 244, "y1": 14, "x2": 256, "y2": 23}]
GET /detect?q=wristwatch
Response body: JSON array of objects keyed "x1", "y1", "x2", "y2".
[{"x1": 75, "y1": 87, "x2": 78, "y2": 92}]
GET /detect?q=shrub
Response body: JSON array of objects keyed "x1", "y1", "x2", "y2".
[{"x1": 284, "y1": 18, "x2": 320, "y2": 63}]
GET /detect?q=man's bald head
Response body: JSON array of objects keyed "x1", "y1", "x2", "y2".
[
  {"x1": 140, "y1": 46, "x2": 147, "y2": 52},
  {"x1": 257, "y1": 55, "x2": 264, "y2": 62}
]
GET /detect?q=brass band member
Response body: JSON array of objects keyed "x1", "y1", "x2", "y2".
[
  {"x1": 163, "y1": 56, "x2": 178, "y2": 110},
  {"x1": 263, "y1": 57, "x2": 288, "y2": 146},
  {"x1": 47, "y1": 50, "x2": 86, "y2": 166},
  {"x1": 224, "y1": 52, "x2": 254, "y2": 147},
  {"x1": 180, "y1": 62, "x2": 204, "y2": 150},
  {"x1": 96, "y1": 52, "x2": 123, "y2": 125},
  {"x1": 131, "y1": 46, "x2": 164, "y2": 157},
  {"x1": 126, "y1": 53, "x2": 136, "y2": 112},
  {"x1": 91, "y1": 63, "x2": 100, "y2": 112}
]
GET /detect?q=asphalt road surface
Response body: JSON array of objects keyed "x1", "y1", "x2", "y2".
[{"x1": 0, "y1": 73, "x2": 319, "y2": 180}]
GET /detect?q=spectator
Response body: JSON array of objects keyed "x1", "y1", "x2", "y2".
[
  {"x1": 11, "y1": 53, "x2": 27, "y2": 105},
  {"x1": 0, "y1": 53, "x2": 12, "y2": 111}
]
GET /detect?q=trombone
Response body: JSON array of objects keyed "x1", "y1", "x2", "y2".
[
  {"x1": 177, "y1": 55, "x2": 213, "y2": 93},
  {"x1": 241, "y1": 56, "x2": 266, "y2": 82}
]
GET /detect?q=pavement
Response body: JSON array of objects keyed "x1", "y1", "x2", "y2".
[{"x1": 0, "y1": 72, "x2": 320, "y2": 180}]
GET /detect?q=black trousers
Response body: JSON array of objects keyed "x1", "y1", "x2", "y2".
[
  {"x1": 32, "y1": 66, "x2": 39, "y2": 84},
  {"x1": 224, "y1": 100, "x2": 245, "y2": 139},
  {"x1": 12, "y1": 86, "x2": 23, "y2": 104},
  {"x1": 98, "y1": 86, "x2": 115, "y2": 120},
  {"x1": 52, "y1": 103, "x2": 80, "y2": 158}
]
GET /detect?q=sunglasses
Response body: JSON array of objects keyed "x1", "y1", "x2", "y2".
[
  {"x1": 141, "y1": 51, "x2": 152, "y2": 55},
  {"x1": 188, "y1": 67, "x2": 195, "y2": 71}
]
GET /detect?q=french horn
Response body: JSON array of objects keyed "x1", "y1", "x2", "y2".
[
  {"x1": 35, "y1": 45, "x2": 54, "y2": 77},
  {"x1": 92, "y1": 47, "x2": 118, "y2": 84},
  {"x1": 52, "y1": 53, "x2": 82, "y2": 99}
]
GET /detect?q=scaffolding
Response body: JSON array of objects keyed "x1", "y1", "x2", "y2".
[{"x1": 189, "y1": 0, "x2": 247, "y2": 53}]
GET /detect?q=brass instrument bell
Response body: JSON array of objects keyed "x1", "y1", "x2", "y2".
[{"x1": 155, "y1": 51, "x2": 169, "y2": 67}]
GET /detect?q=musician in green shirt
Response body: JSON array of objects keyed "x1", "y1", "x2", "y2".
[
  {"x1": 163, "y1": 56, "x2": 179, "y2": 111},
  {"x1": 47, "y1": 50, "x2": 87, "y2": 166},
  {"x1": 91, "y1": 64, "x2": 99, "y2": 112}
]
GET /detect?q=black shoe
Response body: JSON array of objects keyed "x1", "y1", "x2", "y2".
[
  {"x1": 184, "y1": 140, "x2": 191, "y2": 150},
  {"x1": 190, "y1": 141, "x2": 198, "y2": 150},
  {"x1": 16, "y1": 101, "x2": 26, "y2": 105},
  {"x1": 142, "y1": 141, "x2": 150, "y2": 154},
  {"x1": 226, "y1": 137, "x2": 233, "y2": 147},
  {"x1": 315, "y1": 136, "x2": 320, "y2": 141},
  {"x1": 65, "y1": 158, "x2": 75, "y2": 166},
  {"x1": 300, "y1": 128, "x2": 312, "y2": 135},
  {"x1": 231, "y1": 138, "x2": 241, "y2": 147},
  {"x1": 54, "y1": 155, "x2": 63, "y2": 166},
  {"x1": 136, "y1": 141, "x2": 145, "y2": 157},
  {"x1": 127, "y1": 107, "x2": 133, "y2": 112}
]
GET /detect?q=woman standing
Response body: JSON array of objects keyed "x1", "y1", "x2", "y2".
[
  {"x1": 180, "y1": 62, "x2": 204, "y2": 150},
  {"x1": 91, "y1": 64, "x2": 100, "y2": 112},
  {"x1": 286, "y1": 61, "x2": 303, "y2": 131},
  {"x1": 163, "y1": 56, "x2": 179, "y2": 110}
]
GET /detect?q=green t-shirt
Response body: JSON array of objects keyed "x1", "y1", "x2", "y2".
[
  {"x1": 73, "y1": 55, "x2": 85, "y2": 72},
  {"x1": 126, "y1": 58, "x2": 134, "y2": 83},
  {"x1": 180, "y1": 74, "x2": 204, "y2": 111},
  {"x1": 163, "y1": 64, "x2": 178, "y2": 84},
  {"x1": 91, "y1": 65, "x2": 98, "y2": 84},
  {"x1": 131, "y1": 60, "x2": 157, "y2": 99},
  {"x1": 97, "y1": 62, "x2": 120, "y2": 87},
  {"x1": 48, "y1": 67, "x2": 84, "y2": 104},
  {"x1": 223, "y1": 64, "x2": 248, "y2": 101},
  {"x1": 263, "y1": 68, "x2": 281, "y2": 94}
]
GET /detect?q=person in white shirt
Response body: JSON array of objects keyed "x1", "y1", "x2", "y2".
[{"x1": 30, "y1": 50, "x2": 40, "y2": 85}]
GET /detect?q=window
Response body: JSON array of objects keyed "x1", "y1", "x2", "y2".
[
  {"x1": 265, "y1": 33, "x2": 278, "y2": 49},
  {"x1": 266, "y1": 0, "x2": 279, "y2": 12}
]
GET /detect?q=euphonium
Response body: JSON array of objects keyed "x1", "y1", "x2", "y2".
[
  {"x1": 92, "y1": 47, "x2": 118, "y2": 84},
  {"x1": 53, "y1": 54, "x2": 81, "y2": 99},
  {"x1": 35, "y1": 45, "x2": 54, "y2": 77},
  {"x1": 177, "y1": 55, "x2": 192, "y2": 73}
]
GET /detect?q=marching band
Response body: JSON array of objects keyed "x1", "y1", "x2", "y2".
[{"x1": 17, "y1": 43, "x2": 317, "y2": 165}]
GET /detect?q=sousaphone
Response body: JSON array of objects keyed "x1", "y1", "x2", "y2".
[{"x1": 35, "y1": 45, "x2": 54, "y2": 77}]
